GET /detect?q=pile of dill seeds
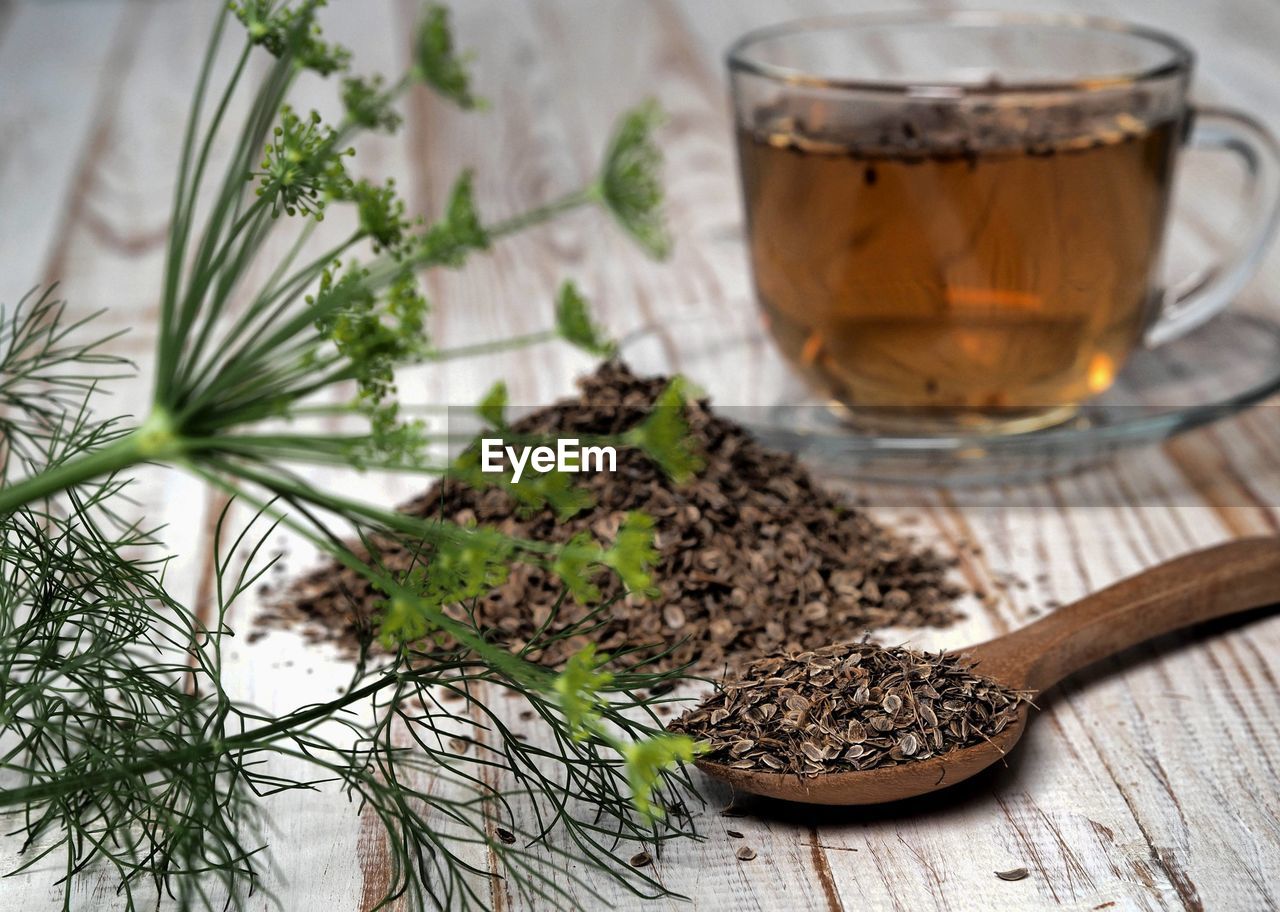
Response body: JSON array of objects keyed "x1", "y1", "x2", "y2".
[
  {"x1": 670, "y1": 643, "x2": 1027, "y2": 775},
  {"x1": 270, "y1": 363, "x2": 963, "y2": 672}
]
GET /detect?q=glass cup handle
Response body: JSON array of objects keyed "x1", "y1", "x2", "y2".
[{"x1": 1146, "y1": 107, "x2": 1280, "y2": 347}]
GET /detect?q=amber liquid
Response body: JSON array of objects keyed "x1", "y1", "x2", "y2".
[{"x1": 738, "y1": 113, "x2": 1180, "y2": 431}]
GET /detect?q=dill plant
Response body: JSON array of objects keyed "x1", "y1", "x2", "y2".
[{"x1": 0, "y1": 3, "x2": 703, "y2": 909}]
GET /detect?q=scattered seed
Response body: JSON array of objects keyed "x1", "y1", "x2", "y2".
[
  {"x1": 495, "y1": 828, "x2": 516, "y2": 845},
  {"x1": 996, "y1": 867, "x2": 1030, "y2": 881},
  {"x1": 630, "y1": 851, "x2": 652, "y2": 868},
  {"x1": 736, "y1": 846, "x2": 757, "y2": 861},
  {"x1": 726, "y1": 830, "x2": 744, "y2": 839}
]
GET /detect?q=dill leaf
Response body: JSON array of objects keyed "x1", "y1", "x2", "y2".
[
  {"x1": 413, "y1": 4, "x2": 484, "y2": 109},
  {"x1": 598, "y1": 99, "x2": 672, "y2": 259},
  {"x1": 556, "y1": 280, "x2": 617, "y2": 357}
]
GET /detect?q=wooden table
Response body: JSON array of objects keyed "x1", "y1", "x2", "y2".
[{"x1": 3, "y1": 1, "x2": 1279, "y2": 909}]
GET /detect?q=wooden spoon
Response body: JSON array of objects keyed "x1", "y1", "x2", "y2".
[{"x1": 696, "y1": 536, "x2": 1280, "y2": 805}]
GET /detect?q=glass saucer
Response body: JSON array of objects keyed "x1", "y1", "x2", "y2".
[{"x1": 653, "y1": 308, "x2": 1280, "y2": 486}]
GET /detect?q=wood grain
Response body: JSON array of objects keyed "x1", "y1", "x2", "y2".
[{"x1": 2, "y1": 0, "x2": 1279, "y2": 909}]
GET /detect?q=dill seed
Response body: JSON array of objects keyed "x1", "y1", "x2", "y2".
[
  {"x1": 726, "y1": 830, "x2": 744, "y2": 839},
  {"x1": 274, "y1": 363, "x2": 963, "y2": 672},
  {"x1": 736, "y1": 846, "x2": 757, "y2": 861},
  {"x1": 629, "y1": 851, "x2": 652, "y2": 868},
  {"x1": 995, "y1": 867, "x2": 1030, "y2": 881},
  {"x1": 671, "y1": 642, "x2": 1029, "y2": 776},
  {"x1": 495, "y1": 828, "x2": 516, "y2": 845}
]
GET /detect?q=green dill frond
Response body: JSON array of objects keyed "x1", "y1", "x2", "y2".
[
  {"x1": 0, "y1": 287, "x2": 132, "y2": 473},
  {"x1": 375, "y1": 590, "x2": 437, "y2": 644},
  {"x1": 352, "y1": 177, "x2": 410, "y2": 252},
  {"x1": 305, "y1": 266, "x2": 434, "y2": 464},
  {"x1": 553, "y1": 643, "x2": 615, "y2": 740},
  {"x1": 519, "y1": 466, "x2": 597, "y2": 519},
  {"x1": 477, "y1": 380, "x2": 508, "y2": 428},
  {"x1": 0, "y1": 464, "x2": 270, "y2": 909},
  {"x1": 449, "y1": 442, "x2": 596, "y2": 520},
  {"x1": 361, "y1": 401, "x2": 431, "y2": 467},
  {"x1": 294, "y1": 29, "x2": 350, "y2": 76},
  {"x1": 232, "y1": 0, "x2": 350, "y2": 75},
  {"x1": 623, "y1": 376, "x2": 704, "y2": 482},
  {"x1": 552, "y1": 530, "x2": 606, "y2": 603},
  {"x1": 555, "y1": 281, "x2": 617, "y2": 357},
  {"x1": 603, "y1": 511, "x2": 661, "y2": 596},
  {"x1": 425, "y1": 531, "x2": 515, "y2": 602},
  {"x1": 412, "y1": 4, "x2": 484, "y2": 109},
  {"x1": 385, "y1": 270, "x2": 430, "y2": 344},
  {"x1": 312, "y1": 264, "x2": 431, "y2": 419},
  {"x1": 623, "y1": 734, "x2": 701, "y2": 821},
  {"x1": 231, "y1": 0, "x2": 293, "y2": 54},
  {"x1": 0, "y1": 472, "x2": 698, "y2": 909},
  {"x1": 597, "y1": 99, "x2": 671, "y2": 259},
  {"x1": 416, "y1": 169, "x2": 490, "y2": 265},
  {"x1": 342, "y1": 73, "x2": 403, "y2": 132}
]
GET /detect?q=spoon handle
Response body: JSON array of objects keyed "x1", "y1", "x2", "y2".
[{"x1": 970, "y1": 536, "x2": 1280, "y2": 693}]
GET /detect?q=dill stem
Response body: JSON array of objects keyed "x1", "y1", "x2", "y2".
[
  {"x1": 0, "y1": 433, "x2": 144, "y2": 516},
  {"x1": 487, "y1": 185, "x2": 599, "y2": 238},
  {"x1": 182, "y1": 183, "x2": 602, "y2": 420},
  {"x1": 424, "y1": 329, "x2": 557, "y2": 361}
]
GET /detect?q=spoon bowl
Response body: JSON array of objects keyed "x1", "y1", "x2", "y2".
[
  {"x1": 696, "y1": 711, "x2": 1026, "y2": 804},
  {"x1": 694, "y1": 536, "x2": 1280, "y2": 805}
]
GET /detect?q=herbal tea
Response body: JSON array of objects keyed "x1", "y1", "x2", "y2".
[{"x1": 738, "y1": 105, "x2": 1181, "y2": 428}]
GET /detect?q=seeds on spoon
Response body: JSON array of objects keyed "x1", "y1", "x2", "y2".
[{"x1": 670, "y1": 642, "x2": 1030, "y2": 777}]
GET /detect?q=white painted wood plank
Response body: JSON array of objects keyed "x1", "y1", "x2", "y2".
[{"x1": 0, "y1": 0, "x2": 129, "y2": 289}]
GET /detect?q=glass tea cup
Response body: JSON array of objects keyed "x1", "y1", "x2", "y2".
[{"x1": 728, "y1": 12, "x2": 1280, "y2": 434}]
